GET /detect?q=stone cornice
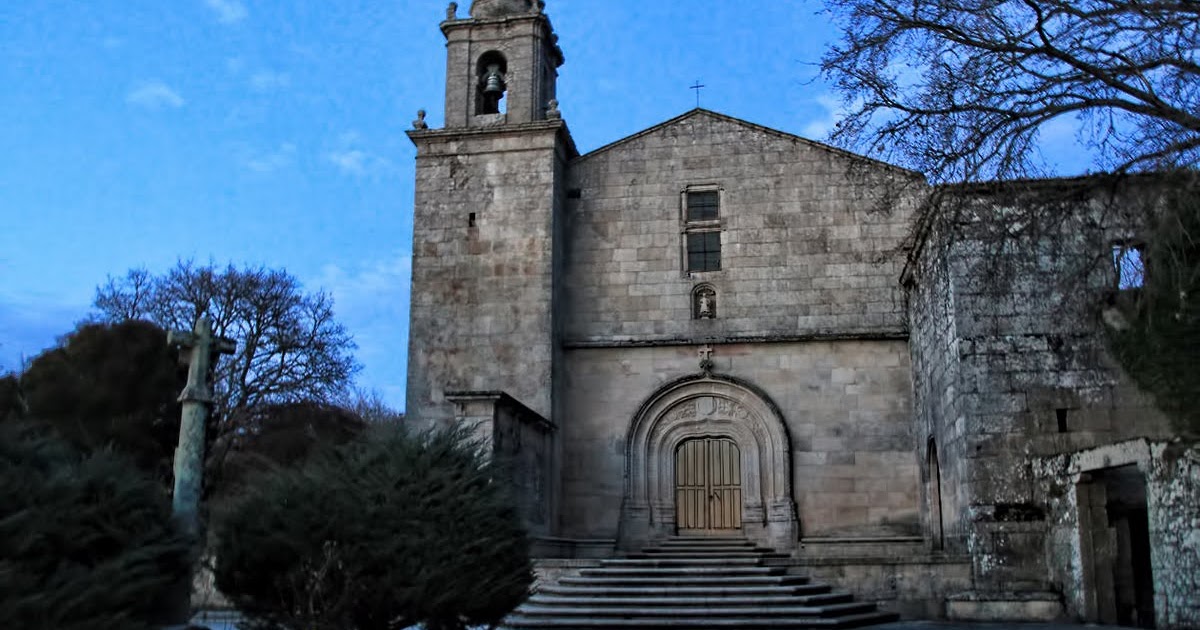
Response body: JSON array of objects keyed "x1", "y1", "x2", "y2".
[
  {"x1": 562, "y1": 330, "x2": 909, "y2": 349},
  {"x1": 407, "y1": 119, "x2": 579, "y2": 159}
]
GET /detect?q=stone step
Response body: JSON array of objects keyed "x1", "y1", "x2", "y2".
[
  {"x1": 561, "y1": 574, "x2": 814, "y2": 587},
  {"x1": 505, "y1": 611, "x2": 899, "y2": 628},
  {"x1": 633, "y1": 544, "x2": 782, "y2": 554},
  {"x1": 600, "y1": 556, "x2": 765, "y2": 567},
  {"x1": 538, "y1": 584, "x2": 838, "y2": 598},
  {"x1": 579, "y1": 566, "x2": 785, "y2": 578},
  {"x1": 515, "y1": 602, "x2": 879, "y2": 618},
  {"x1": 514, "y1": 536, "x2": 895, "y2": 630},
  {"x1": 631, "y1": 549, "x2": 785, "y2": 558},
  {"x1": 525, "y1": 593, "x2": 856, "y2": 608},
  {"x1": 660, "y1": 536, "x2": 754, "y2": 545}
]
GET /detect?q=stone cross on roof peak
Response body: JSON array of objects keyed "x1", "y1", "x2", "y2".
[{"x1": 470, "y1": 0, "x2": 543, "y2": 19}]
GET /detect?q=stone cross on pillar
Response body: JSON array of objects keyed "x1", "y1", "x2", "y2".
[
  {"x1": 167, "y1": 317, "x2": 236, "y2": 536},
  {"x1": 698, "y1": 344, "x2": 714, "y2": 374},
  {"x1": 164, "y1": 317, "x2": 235, "y2": 626}
]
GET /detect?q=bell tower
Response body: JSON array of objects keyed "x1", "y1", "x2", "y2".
[
  {"x1": 406, "y1": 0, "x2": 576, "y2": 434},
  {"x1": 441, "y1": 0, "x2": 564, "y2": 128}
]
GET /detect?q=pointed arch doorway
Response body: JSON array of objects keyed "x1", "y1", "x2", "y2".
[{"x1": 676, "y1": 437, "x2": 743, "y2": 534}]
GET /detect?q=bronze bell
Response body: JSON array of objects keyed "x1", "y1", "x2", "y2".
[{"x1": 483, "y1": 64, "x2": 506, "y2": 94}]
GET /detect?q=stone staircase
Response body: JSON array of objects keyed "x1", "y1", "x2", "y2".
[{"x1": 506, "y1": 536, "x2": 899, "y2": 629}]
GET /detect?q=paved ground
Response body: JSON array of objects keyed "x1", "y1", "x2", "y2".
[
  {"x1": 188, "y1": 612, "x2": 1139, "y2": 630},
  {"x1": 873, "y1": 619, "x2": 1132, "y2": 624}
]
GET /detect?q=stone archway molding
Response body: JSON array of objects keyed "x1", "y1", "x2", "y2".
[{"x1": 618, "y1": 374, "x2": 799, "y2": 551}]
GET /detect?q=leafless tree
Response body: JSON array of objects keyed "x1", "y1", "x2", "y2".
[
  {"x1": 821, "y1": 0, "x2": 1200, "y2": 183},
  {"x1": 93, "y1": 261, "x2": 361, "y2": 425}
]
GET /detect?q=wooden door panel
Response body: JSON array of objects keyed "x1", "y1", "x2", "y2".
[{"x1": 675, "y1": 437, "x2": 741, "y2": 533}]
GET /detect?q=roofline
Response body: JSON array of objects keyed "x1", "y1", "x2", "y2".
[{"x1": 571, "y1": 108, "x2": 922, "y2": 177}]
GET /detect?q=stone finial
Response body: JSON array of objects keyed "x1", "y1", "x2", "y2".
[
  {"x1": 446, "y1": 2, "x2": 458, "y2": 20},
  {"x1": 470, "y1": 0, "x2": 538, "y2": 19},
  {"x1": 413, "y1": 109, "x2": 429, "y2": 130},
  {"x1": 546, "y1": 99, "x2": 561, "y2": 120}
]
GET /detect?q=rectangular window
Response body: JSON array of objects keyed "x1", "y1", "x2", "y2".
[
  {"x1": 1113, "y1": 243, "x2": 1145, "y2": 290},
  {"x1": 682, "y1": 186, "x2": 723, "y2": 274},
  {"x1": 686, "y1": 191, "x2": 720, "y2": 221},
  {"x1": 687, "y1": 231, "x2": 721, "y2": 272}
]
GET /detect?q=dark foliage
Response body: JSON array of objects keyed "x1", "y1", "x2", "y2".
[
  {"x1": 0, "y1": 424, "x2": 191, "y2": 630},
  {"x1": 208, "y1": 401, "x2": 368, "y2": 500},
  {"x1": 19, "y1": 320, "x2": 184, "y2": 479},
  {"x1": 1108, "y1": 184, "x2": 1200, "y2": 433},
  {"x1": 213, "y1": 424, "x2": 532, "y2": 630},
  {"x1": 0, "y1": 374, "x2": 25, "y2": 423}
]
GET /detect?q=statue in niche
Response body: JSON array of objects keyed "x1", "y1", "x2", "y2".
[{"x1": 694, "y1": 286, "x2": 717, "y2": 319}]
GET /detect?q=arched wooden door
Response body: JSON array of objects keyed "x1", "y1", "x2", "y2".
[{"x1": 676, "y1": 437, "x2": 742, "y2": 533}]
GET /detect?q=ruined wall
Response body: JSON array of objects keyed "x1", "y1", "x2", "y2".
[
  {"x1": 1146, "y1": 443, "x2": 1200, "y2": 628},
  {"x1": 906, "y1": 233, "x2": 970, "y2": 551},
  {"x1": 908, "y1": 181, "x2": 1185, "y2": 614},
  {"x1": 558, "y1": 341, "x2": 918, "y2": 540}
]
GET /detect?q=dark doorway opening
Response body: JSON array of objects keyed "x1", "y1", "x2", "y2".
[{"x1": 1077, "y1": 465, "x2": 1156, "y2": 628}]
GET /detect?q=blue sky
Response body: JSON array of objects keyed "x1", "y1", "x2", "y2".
[{"x1": 0, "y1": 0, "x2": 1097, "y2": 411}]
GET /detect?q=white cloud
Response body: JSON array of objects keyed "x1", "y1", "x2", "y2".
[
  {"x1": 326, "y1": 132, "x2": 393, "y2": 176},
  {"x1": 126, "y1": 81, "x2": 186, "y2": 110},
  {"x1": 204, "y1": 0, "x2": 247, "y2": 24},
  {"x1": 250, "y1": 70, "x2": 291, "y2": 92},
  {"x1": 241, "y1": 142, "x2": 296, "y2": 173},
  {"x1": 802, "y1": 93, "x2": 860, "y2": 141},
  {"x1": 327, "y1": 149, "x2": 369, "y2": 175}
]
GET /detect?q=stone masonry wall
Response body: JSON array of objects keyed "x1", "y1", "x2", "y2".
[
  {"x1": 558, "y1": 340, "x2": 918, "y2": 540},
  {"x1": 908, "y1": 182, "x2": 1185, "y2": 609},
  {"x1": 562, "y1": 110, "x2": 921, "y2": 343},
  {"x1": 906, "y1": 236, "x2": 971, "y2": 551},
  {"x1": 1146, "y1": 443, "x2": 1200, "y2": 628},
  {"x1": 406, "y1": 123, "x2": 568, "y2": 423}
]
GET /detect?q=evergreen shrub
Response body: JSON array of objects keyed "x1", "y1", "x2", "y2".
[
  {"x1": 214, "y1": 424, "x2": 533, "y2": 630},
  {"x1": 0, "y1": 424, "x2": 191, "y2": 630}
]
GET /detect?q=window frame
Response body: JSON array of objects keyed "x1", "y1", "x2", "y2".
[
  {"x1": 1111, "y1": 239, "x2": 1146, "y2": 291},
  {"x1": 681, "y1": 185, "x2": 724, "y2": 276}
]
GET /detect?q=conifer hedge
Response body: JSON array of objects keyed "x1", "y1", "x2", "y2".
[
  {"x1": 0, "y1": 424, "x2": 191, "y2": 630},
  {"x1": 213, "y1": 424, "x2": 533, "y2": 630}
]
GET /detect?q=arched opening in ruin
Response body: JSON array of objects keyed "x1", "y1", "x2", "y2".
[{"x1": 928, "y1": 438, "x2": 945, "y2": 550}]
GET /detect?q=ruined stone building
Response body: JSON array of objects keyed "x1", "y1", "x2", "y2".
[{"x1": 404, "y1": 1, "x2": 1200, "y2": 627}]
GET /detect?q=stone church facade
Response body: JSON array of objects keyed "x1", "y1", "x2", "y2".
[{"x1": 405, "y1": 1, "x2": 1200, "y2": 626}]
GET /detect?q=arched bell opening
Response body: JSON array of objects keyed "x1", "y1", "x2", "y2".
[{"x1": 476, "y1": 51, "x2": 508, "y2": 115}]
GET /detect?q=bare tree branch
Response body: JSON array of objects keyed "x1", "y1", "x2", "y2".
[
  {"x1": 92, "y1": 261, "x2": 361, "y2": 427},
  {"x1": 821, "y1": 0, "x2": 1200, "y2": 182}
]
